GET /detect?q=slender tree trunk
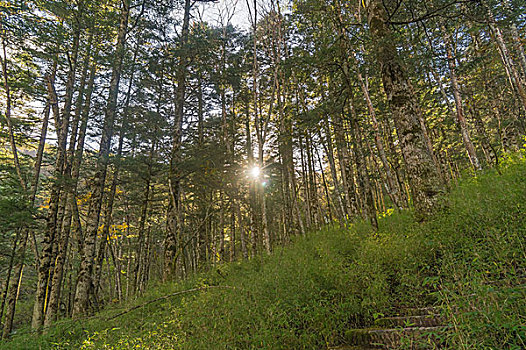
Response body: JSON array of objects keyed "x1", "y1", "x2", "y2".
[
  {"x1": 442, "y1": 26, "x2": 481, "y2": 170},
  {"x1": 484, "y1": 2, "x2": 526, "y2": 111},
  {"x1": 260, "y1": 180, "x2": 271, "y2": 253},
  {"x1": 32, "y1": 70, "x2": 72, "y2": 329},
  {"x1": 44, "y1": 31, "x2": 94, "y2": 328},
  {"x1": 94, "y1": 36, "x2": 140, "y2": 301},
  {"x1": 0, "y1": 22, "x2": 25, "y2": 189},
  {"x1": 500, "y1": 0, "x2": 526, "y2": 78},
  {"x1": 305, "y1": 131, "x2": 319, "y2": 227},
  {"x1": 250, "y1": 0, "x2": 271, "y2": 254},
  {"x1": 244, "y1": 105, "x2": 257, "y2": 255},
  {"x1": 322, "y1": 120, "x2": 347, "y2": 224},
  {"x1": 350, "y1": 52, "x2": 402, "y2": 208},
  {"x1": 0, "y1": 231, "x2": 19, "y2": 338},
  {"x1": 383, "y1": 116, "x2": 409, "y2": 206},
  {"x1": 3, "y1": 98, "x2": 51, "y2": 336},
  {"x1": 0, "y1": 17, "x2": 36, "y2": 337},
  {"x1": 165, "y1": 0, "x2": 191, "y2": 279},
  {"x1": 298, "y1": 134, "x2": 312, "y2": 228},
  {"x1": 349, "y1": 104, "x2": 378, "y2": 229},
  {"x1": 134, "y1": 141, "x2": 155, "y2": 294},
  {"x1": 332, "y1": 110, "x2": 358, "y2": 217},
  {"x1": 469, "y1": 102, "x2": 495, "y2": 166},
  {"x1": 314, "y1": 143, "x2": 334, "y2": 223},
  {"x1": 237, "y1": 202, "x2": 248, "y2": 259},
  {"x1": 33, "y1": 26, "x2": 82, "y2": 325},
  {"x1": 218, "y1": 196, "x2": 226, "y2": 261},
  {"x1": 73, "y1": 0, "x2": 130, "y2": 317}
]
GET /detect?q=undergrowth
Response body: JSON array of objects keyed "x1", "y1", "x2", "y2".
[{"x1": 3, "y1": 155, "x2": 525, "y2": 349}]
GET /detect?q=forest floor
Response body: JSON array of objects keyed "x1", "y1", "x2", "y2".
[{"x1": 3, "y1": 154, "x2": 526, "y2": 349}]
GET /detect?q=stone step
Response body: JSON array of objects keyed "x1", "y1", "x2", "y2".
[
  {"x1": 345, "y1": 326, "x2": 447, "y2": 349},
  {"x1": 374, "y1": 314, "x2": 444, "y2": 328},
  {"x1": 330, "y1": 276, "x2": 526, "y2": 349}
]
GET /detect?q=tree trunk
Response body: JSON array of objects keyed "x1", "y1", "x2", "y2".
[
  {"x1": 484, "y1": 2, "x2": 526, "y2": 111},
  {"x1": 44, "y1": 31, "x2": 94, "y2": 328},
  {"x1": 322, "y1": 119, "x2": 347, "y2": 224},
  {"x1": 134, "y1": 141, "x2": 155, "y2": 294},
  {"x1": 366, "y1": 0, "x2": 443, "y2": 218},
  {"x1": 94, "y1": 36, "x2": 140, "y2": 302},
  {"x1": 165, "y1": 0, "x2": 191, "y2": 279},
  {"x1": 0, "y1": 21, "x2": 25, "y2": 189},
  {"x1": 32, "y1": 70, "x2": 72, "y2": 329},
  {"x1": 314, "y1": 142, "x2": 334, "y2": 223},
  {"x1": 442, "y1": 25, "x2": 481, "y2": 170},
  {"x1": 349, "y1": 104, "x2": 378, "y2": 230},
  {"x1": 73, "y1": 0, "x2": 130, "y2": 317},
  {"x1": 332, "y1": 110, "x2": 358, "y2": 217},
  {"x1": 350, "y1": 51, "x2": 402, "y2": 208}
]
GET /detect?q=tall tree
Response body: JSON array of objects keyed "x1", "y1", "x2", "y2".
[
  {"x1": 73, "y1": 0, "x2": 131, "y2": 318},
  {"x1": 365, "y1": 0, "x2": 444, "y2": 217}
]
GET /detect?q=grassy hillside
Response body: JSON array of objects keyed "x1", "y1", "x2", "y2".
[{"x1": 4, "y1": 155, "x2": 526, "y2": 349}]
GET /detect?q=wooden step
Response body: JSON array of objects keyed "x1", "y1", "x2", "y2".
[
  {"x1": 345, "y1": 326, "x2": 447, "y2": 349},
  {"x1": 374, "y1": 314, "x2": 444, "y2": 328}
]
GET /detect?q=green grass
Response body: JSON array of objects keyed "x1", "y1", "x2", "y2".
[
  {"x1": 4, "y1": 154, "x2": 526, "y2": 349},
  {"x1": 431, "y1": 154, "x2": 526, "y2": 349}
]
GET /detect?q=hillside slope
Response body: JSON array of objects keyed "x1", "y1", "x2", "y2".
[{"x1": 4, "y1": 156, "x2": 526, "y2": 349}]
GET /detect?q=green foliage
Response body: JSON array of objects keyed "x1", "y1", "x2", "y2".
[
  {"x1": 0, "y1": 163, "x2": 31, "y2": 232},
  {"x1": 431, "y1": 154, "x2": 526, "y2": 349},
  {"x1": 3, "y1": 221, "x2": 434, "y2": 349},
  {"x1": 4, "y1": 157, "x2": 525, "y2": 349}
]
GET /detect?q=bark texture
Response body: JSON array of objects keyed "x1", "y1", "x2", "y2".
[{"x1": 366, "y1": 0, "x2": 444, "y2": 217}]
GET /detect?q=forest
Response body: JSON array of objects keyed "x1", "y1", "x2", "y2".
[{"x1": 0, "y1": 0, "x2": 525, "y2": 348}]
